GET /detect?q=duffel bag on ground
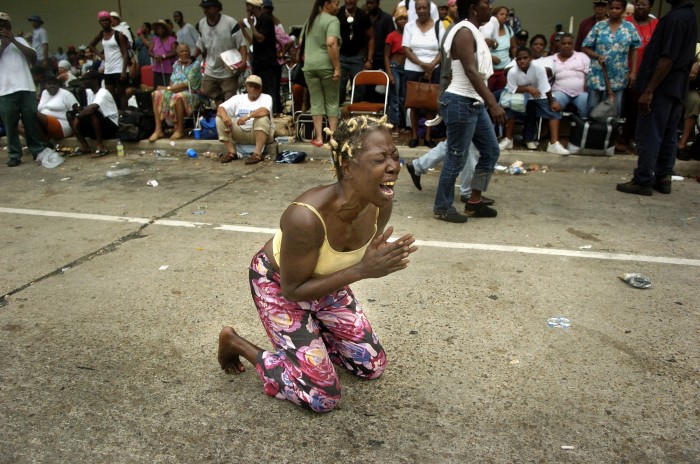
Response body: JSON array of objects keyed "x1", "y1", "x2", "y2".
[
  {"x1": 118, "y1": 107, "x2": 155, "y2": 142},
  {"x1": 568, "y1": 114, "x2": 623, "y2": 156}
]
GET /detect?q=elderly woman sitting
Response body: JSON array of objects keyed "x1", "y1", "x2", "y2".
[{"x1": 148, "y1": 43, "x2": 202, "y2": 141}]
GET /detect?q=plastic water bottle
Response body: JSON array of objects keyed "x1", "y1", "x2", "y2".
[
  {"x1": 116, "y1": 139, "x2": 125, "y2": 158},
  {"x1": 106, "y1": 168, "x2": 131, "y2": 177}
]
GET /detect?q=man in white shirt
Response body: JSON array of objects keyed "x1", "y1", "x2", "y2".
[
  {"x1": 174, "y1": 11, "x2": 200, "y2": 56},
  {"x1": 215, "y1": 75, "x2": 274, "y2": 165},
  {"x1": 195, "y1": 0, "x2": 248, "y2": 102},
  {"x1": 71, "y1": 69, "x2": 119, "y2": 157},
  {"x1": 27, "y1": 14, "x2": 48, "y2": 68},
  {"x1": 0, "y1": 12, "x2": 47, "y2": 167},
  {"x1": 498, "y1": 47, "x2": 569, "y2": 154}
]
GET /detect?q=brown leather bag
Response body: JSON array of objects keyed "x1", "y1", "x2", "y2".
[{"x1": 404, "y1": 79, "x2": 439, "y2": 112}]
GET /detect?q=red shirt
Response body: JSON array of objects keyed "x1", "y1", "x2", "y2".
[
  {"x1": 385, "y1": 30, "x2": 404, "y2": 56},
  {"x1": 625, "y1": 16, "x2": 658, "y2": 73}
]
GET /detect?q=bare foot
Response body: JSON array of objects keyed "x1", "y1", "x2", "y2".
[
  {"x1": 217, "y1": 327, "x2": 248, "y2": 374},
  {"x1": 148, "y1": 132, "x2": 164, "y2": 143},
  {"x1": 170, "y1": 131, "x2": 184, "y2": 140}
]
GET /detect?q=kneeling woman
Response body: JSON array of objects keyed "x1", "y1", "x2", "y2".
[
  {"x1": 217, "y1": 116, "x2": 418, "y2": 413},
  {"x1": 148, "y1": 44, "x2": 202, "y2": 142}
]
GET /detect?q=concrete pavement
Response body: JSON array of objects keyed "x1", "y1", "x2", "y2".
[{"x1": 0, "y1": 141, "x2": 699, "y2": 463}]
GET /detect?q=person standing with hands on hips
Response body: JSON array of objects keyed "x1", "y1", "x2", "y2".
[{"x1": 217, "y1": 115, "x2": 417, "y2": 412}]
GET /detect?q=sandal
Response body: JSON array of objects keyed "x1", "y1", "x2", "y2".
[
  {"x1": 218, "y1": 152, "x2": 238, "y2": 163},
  {"x1": 71, "y1": 148, "x2": 88, "y2": 157},
  {"x1": 245, "y1": 152, "x2": 263, "y2": 165},
  {"x1": 90, "y1": 149, "x2": 109, "y2": 158}
]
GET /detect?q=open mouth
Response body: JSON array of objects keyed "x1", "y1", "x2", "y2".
[{"x1": 379, "y1": 181, "x2": 395, "y2": 198}]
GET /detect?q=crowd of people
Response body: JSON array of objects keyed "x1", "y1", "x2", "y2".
[{"x1": 1, "y1": 0, "x2": 698, "y2": 166}]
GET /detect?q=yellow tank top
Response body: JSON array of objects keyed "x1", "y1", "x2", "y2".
[{"x1": 272, "y1": 202, "x2": 379, "y2": 276}]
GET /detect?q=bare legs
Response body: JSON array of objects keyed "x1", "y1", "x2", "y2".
[
  {"x1": 311, "y1": 115, "x2": 338, "y2": 145},
  {"x1": 678, "y1": 116, "x2": 697, "y2": 150},
  {"x1": 72, "y1": 114, "x2": 105, "y2": 152},
  {"x1": 217, "y1": 327, "x2": 263, "y2": 374},
  {"x1": 170, "y1": 99, "x2": 185, "y2": 140},
  {"x1": 149, "y1": 92, "x2": 165, "y2": 142}
]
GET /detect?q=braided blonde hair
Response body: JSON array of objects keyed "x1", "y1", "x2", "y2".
[{"x1": 324, "y1": 115, "x2": 393, "y2": 179}]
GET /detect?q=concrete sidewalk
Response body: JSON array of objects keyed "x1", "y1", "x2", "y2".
[{"x1": 17, "y1": 135, "x2": 700, "y2": 177}]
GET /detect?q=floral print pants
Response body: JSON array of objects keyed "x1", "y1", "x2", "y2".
[{"x1": 248, "y1": 249, "x2": 386, "y2": 412}]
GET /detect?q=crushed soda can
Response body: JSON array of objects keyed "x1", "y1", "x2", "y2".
[
  {"x1": 547, "y1": 316, "x2": 571, "y2": 328},
  {"x1": 619, "y1": 273, "x2": 651, "y2": 289}
]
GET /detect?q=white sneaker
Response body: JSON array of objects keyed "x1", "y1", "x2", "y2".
[
  {"x1": 498, "y1": 138, "x2": 513, "y2": 150},
  {"x1": 547, "y1": 141, "x2": 570, "y2": 155},
  {"x1": 526, "y1": 141, "x2": 539, "y2": 150},
  {"x1": 425, "y1": 115, "x2": 443, "y2": 127}
]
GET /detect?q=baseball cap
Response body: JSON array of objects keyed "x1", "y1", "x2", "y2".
[
  {"x1": 245, "y1": 75, "x2": 263, "y2": 87},
  {"x1": 27, "y1": 14, "x2": 43, "y2": 23},
  {"x1": 593, "y1": 0, "x2": 607, "y2": 4},
  {"x1": 58, "y1": 60, "x2": 71, "y2": 70},
  {"x1": 247, "y1": 0, "x2": 263, "y2": 6},
  {"x1": 109, "y1": 11, "x2": 120, "y2": 19},
  {"x1": 515, "y1": 29, "x2": 529, "y2": 40},
  {"x1": 447, "y1": 0, "x2": 456, "y2": 6},
  {"x1": 263, "y1": 0, "x2": 274, "y2": 7},
  {"x1": 0, "y1": 12, "x2": 10, "y2": 22}
]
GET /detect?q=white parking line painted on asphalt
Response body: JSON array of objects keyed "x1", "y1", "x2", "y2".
[
  {"x1": 2, "y1": 207, "x2": 700, "y2": 267},
  {"x1": 0, "y1": 207, "x2": 151, "y2": 224}
]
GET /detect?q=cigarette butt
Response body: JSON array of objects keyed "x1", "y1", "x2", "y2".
[{"x1": 561, "y1": 445, "x2": 575, "y2": 450}]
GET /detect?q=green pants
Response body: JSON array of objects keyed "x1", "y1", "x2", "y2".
[
  {"x1": 304, "y1": 69, "x2": 340, "y2": 118},
  {"x1": 0, "y1": 90, "x2": 46, "y2": 160}
]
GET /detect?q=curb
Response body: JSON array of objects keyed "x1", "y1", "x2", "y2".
[{"x1": 5, "y1": 137, "x2": 700, "y2": 176}]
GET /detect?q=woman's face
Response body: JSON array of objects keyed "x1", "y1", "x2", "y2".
[
  {"x1": 608, "y1": 1, "x2": 625, "y2": 20},
  {"x1": 325, "y1": 0, "x2": 340, "y2": 15},
  {"x1": 99, "y1": 17, "x2": 111, "y2": 30},
  {"x1": 495, "y1": 8, "x2": 508, "y2": 25},
  {"x1": 155, "y1": 24, "x2": 167, "y2": 37},
  {"x1": 345, "y1": 129, "x2": 400, "y2": 206},
  {"x1": 558, "y1": 36, "x2": 574, "y2": 57},
  {"x1": 415, "y1": 0, "x2": 430, "y2": 21},
  {"x1": 142, "y1": 23, "x2": 151, "y2": 34},
  {"x1": 395, "y1": 16, "x2": 408, "y2": 30},
  {"x1": 45, "y1": 80, "x2": 60, "y2": 96},
  {"x1": 177, "y1": 45, "x2": 191, "y2": 61},
  {"x1": 531, "y1": 38, "x2": 546, "y2": 57}
]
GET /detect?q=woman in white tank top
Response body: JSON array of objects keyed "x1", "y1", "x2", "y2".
[{"x1": 88, "y1": 11, "x2": 129, "y2": 108}]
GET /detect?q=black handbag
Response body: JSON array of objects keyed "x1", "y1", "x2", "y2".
[{"x1": 290, "y1": 22, "x2": 307, "y2": 88}]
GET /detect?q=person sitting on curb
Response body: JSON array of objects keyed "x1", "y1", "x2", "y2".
[
  {"x1": 37, "y1": 75, "x2": 79, "y2": 141},
  {"x1": 71, "y1": 69, "x2": 119, "y2": 158},
  {"x1": 498, "y1": 47, "x2": 569, "y2": 155},
  {"x1": 215, "y1": 75, "x2": 275, "y2": 165}
]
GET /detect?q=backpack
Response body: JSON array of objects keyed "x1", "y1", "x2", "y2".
[{"x1": 118, "y1": 106, "x2": 155, "y2": 141}]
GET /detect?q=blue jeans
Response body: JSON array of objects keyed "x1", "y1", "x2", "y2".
[
  {"x1": 553, "y1": 90, "x2": 588, "y2": 118},
  {"x1": 340, "y1": 53, "x2": 365, "y2": 105},
  {"x1": 412, "y1": 140, "x2": 479, "y2": 196},
  {"x1": 633, "y1": 93, "x2": 684, "y2": 186},
  {"x1": 587, "y1": 89, "x2": 624, "y2": 116},
  {"x1": 388, "y1": 61, "x2": 406, "y2": 129},
  {"x1": 433, "y1": 92, "x2": 500, "y2": 215}
]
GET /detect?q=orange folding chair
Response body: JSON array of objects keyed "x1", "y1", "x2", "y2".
[{"x1": 346, "y1": 70, "x2": 390, "y2": 118}]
